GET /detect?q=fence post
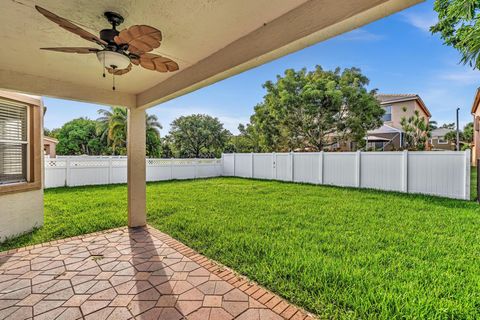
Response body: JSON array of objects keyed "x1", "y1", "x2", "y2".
[
  {"x1": 221, "y1": 154, "x2": 224, "y2": 177},
  {"x1": 464, "y1": 150, "x2": 470, "y2": 200},
  {"x1": 290, "y1": 151, "x2": 294, "y2": 181},
  {"x1": 170, "y1": 157, "x2": 174, "y2": 180},
  {"x1": 232, "y1": 153, "x2": 236, "y2": 177},
  {"x1": 194, "y1": 158, "x2": 198, "y2": 179},
  {"x1": 272, "y1": 152, "x2": 276, "y2": 180},
  {"x1": 65, "y1": 157, "x2": 71, "y2": 187},
  {"x1": 251, "y1": 152, "x2": 254, "y2": 178},
  {"x1": 319, "y1": 151, "x2": 323, "y2": 184},
  {"x1": 108, "y1": 157, "x2": 113, "y2": 184},
  {"x1": 402, "y1": 150, "x2": 408, "y2": 193},
  {"x1": 356, "y1": 151, "x2": 361, "y2": 187}
]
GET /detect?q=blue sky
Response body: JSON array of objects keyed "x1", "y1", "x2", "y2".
[{"x1": 44, "y1": 0, "x2": 480, "y2": 135}]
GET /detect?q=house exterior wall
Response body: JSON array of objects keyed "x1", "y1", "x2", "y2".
[
  {"x1": 0, "y1": 189, "x2": 44, "y2": 242},
  {"x1": 382, "y1": 100, "x2": 430, "y2": 130},
  {"x1": 473, "y1": 112, "x2": 480, "y2": 165},
  {"x1": 0, "y1": 91, "x2": 44, "y2": 242},
  {"x1": 430, "y1": 138, "x2": 455, "y2": 151}
]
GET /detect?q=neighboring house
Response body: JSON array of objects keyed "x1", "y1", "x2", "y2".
[
  {"x1": 365, "y1": 94, "x2": 431, "y2": 151},
  {"x1": 430, "y1": 128, "x2": 455, "y2": 151},
  {"x1": 43, "y1": 136, "x2": 58, "y2": 158},
  {"x1": 471, "y1": 88, "x2": 480, "y2": 165}
]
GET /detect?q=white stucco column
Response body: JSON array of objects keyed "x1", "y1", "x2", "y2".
[{"x1": 127, "y1": 108, "x2": 147, "y2": 227}]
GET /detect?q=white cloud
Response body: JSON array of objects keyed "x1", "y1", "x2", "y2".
[
  {"x1": 439, "y1": 70, "x2": 480, "y2": 85},
  {"x1": 338, "y1": 28, "x2": 384, "y2": 41},
  {"x1": 401, "y1": 12, "x2": 437, "y2": 33}
]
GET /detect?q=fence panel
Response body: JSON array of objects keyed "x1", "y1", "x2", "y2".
[
  {"x1": 222, "y1": 154, "x2": 235, "y2": 176},
  {"x1": 275, "y1": 153, "x2": 292, "y2": 181},
  {"x1": 293, "y1": 153, "x2": 321, "y2": 184},
  {"x1": 45, "y1": 156, "x2": 222, "y2": 188},
  {"x1": 408, "y1": 152, "x2": 469, "y2": 199},
  {"x1": 323, "y1": 152, "x2": 357, "y2": 187},
  {"x1": 360, "y1": 152, "x2": 403, "y2": 192},
  {"x1": 253, "y1": 153, "x2": 274, "y2": 180},
  {"x1": 222, "y1": 151, "x2": 470, "y2": 200},
  {"x1": 234, "y1": 154, "x2": 253, "y2": 178}
]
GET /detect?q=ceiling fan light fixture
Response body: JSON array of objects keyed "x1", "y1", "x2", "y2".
[{"x1": 96, "y1": 51, "x2": 130, "y2": 70}]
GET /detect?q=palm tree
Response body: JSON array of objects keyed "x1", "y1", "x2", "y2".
[
  {"x1": 146, "y1": 114, "x2": 162, "y2": 157},
  {"x1": 97, "y1": 107, "x2": 127, "y2": 155},
  {"x1": 97, "y1": 108, "x2": 162, "y2": 156}
]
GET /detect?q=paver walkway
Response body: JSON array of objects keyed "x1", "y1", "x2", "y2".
[{"x1": 0, "y1": 226, "x2": 313, "y2": 320}]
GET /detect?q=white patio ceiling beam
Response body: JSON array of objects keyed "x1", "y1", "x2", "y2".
[{"x1": 136, "y1": 0, "x2": 423, "y2": 110}]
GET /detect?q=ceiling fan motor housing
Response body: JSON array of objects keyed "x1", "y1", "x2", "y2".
[{"x1": 100, "y1": 29, "x2": 119, "y2": 44}]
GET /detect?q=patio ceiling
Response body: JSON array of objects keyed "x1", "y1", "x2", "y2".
[{"x1": 0, "y1": 0, "x2": 422, "y2": 109}]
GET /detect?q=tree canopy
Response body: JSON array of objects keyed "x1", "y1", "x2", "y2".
[
  {"x1": 431, "y1": 0, "x2": 480, "y2": 69},
  {"x1": 239, "y1": 66, "x2": 384, "y2": 152},
  {"x1": 56, "y1": 118, "x2": 104, "y2": 155},
  {"x1": 51, "y1": 107, "x2": 162, "y2": 157},
  {"x1": 168, "y1": 114, "x2": 231, "y2": 158}
]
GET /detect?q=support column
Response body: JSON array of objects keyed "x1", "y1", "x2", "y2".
[{"x1": 127, "y1": 108, "x2": 146, "y2": 227}]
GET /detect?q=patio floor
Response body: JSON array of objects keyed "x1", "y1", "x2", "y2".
[{"x1": 0, "y1": 226, "x2": 312, "y2": 320}]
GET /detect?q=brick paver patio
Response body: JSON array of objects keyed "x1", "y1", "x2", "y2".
[{"x1": 0, "y1": 226, "x2": 313, "y2": 319}]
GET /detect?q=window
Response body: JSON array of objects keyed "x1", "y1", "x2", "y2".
[
  {"x1": 437, "y1": 137, "x2": 448, "y2": 144},
  {"x1": 0, "y1": 101, "x2": 28, "y2": 185},
  {"x1": 382, "y1": 106, "x2": 392, "y2": 122}
]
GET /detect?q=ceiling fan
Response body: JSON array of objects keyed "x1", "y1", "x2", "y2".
[{"x1": 35, "y1": 5, "x2": 179, "y2": 90}]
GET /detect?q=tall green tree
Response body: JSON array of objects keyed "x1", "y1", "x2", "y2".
[
  {"x1": 400, "y1": 109, "x2": 431, "y2": 151},
  {"x1": 97, "y1": 107, "x2": 128, "y2": 155},
  {"x1": 444, "y1": 121, "x2": 474, "y2": 150},
  {"x1": 145, "y1": 113, "x2": 162, "y2": 158},
  {"x1": 431, "y1": 0, "x2": 480, "y2": 69},
  {"x1": 169, "y1": 114, "x2": 231, "y2": 158},
  {"x1": 243, "y1": 66, "x2": 384, "y2": 151},
  {"x1": 56, "y1": 118, "x2": 104, "y2": 155}
]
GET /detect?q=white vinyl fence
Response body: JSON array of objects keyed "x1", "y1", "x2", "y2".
[
  {"x1": 45, "y1": 157, "x2": 222, "y2": 188},
  {"x1": 222, "y1": 151, "x2": 471, "y2": 200}
]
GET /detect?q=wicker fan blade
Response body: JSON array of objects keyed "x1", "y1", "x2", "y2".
[
  {"x1": 135, "y1": 53, "x2": 179, "y2": 72},
  {"x1": 114, "y1": 25, "x2": 162, "y2": 55},
  {"x1": 40, "y1": 47, "x2": 99, "y2": 54},
  {"x1": 107, "y1": 63, "x2": 132, "y2": 76},
  {"x1": 36, "y1": 6, "x2": 107, "y2": 47}
]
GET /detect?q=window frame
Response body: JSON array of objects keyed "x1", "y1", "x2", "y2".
[
  {"x1": 382, "y1": 105, "x2": 392, "y2": 122},
  {"x1": 0, "y1": 95, "x2": 42, "y2": 195}
]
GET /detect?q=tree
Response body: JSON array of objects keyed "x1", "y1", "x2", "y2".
[
  {"x1": 56, "y1": 118, "x2": 104, "y2": 155},
  {"x1": 97, "y1": 107, "x2": 128, "y2": 155},
  {"x1": 44, "y1": 128, "x2": 60, "y2": 138},
  {"x1": 429, "y1": 120, "x2": 438, "y2": 130},
  {"x1": 400, "y1": 109, "x2": 431, "y2": 150},
  {"x1": 444, "y1": 122, "x2": 473, "y2": 150},
  {"x1": 226, "y1": 124, "x2": 262, "y2": 153},
  {"x1": 431, "y1": 0, "x2": 480, "y2": 69},
  {"x1": 242, "y1": 66, "x2": 384, "y2": 152},
  {"x1": 440, "y1": 122, "x2": 455, "y2": 130},
  {"x1": 169, "y1": 114, "x2": 231, "y2": 158},
  {"x1": 145, "y1": 113, "x2": 162, "y2": 158}
]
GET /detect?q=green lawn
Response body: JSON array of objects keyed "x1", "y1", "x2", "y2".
[{"x1": 1, "y1": 178, "x2": 480, "y2": 319}]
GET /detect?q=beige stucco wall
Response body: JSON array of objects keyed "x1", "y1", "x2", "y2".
[
  {"x1": 0, "y1": 90, "x2": 45, "y2": 243},
  {"x1": 0, "y1": 189, "x2": 44, "y2": 242},
  {"x1": 383, "y1": 100, "x2": 429, "y2": 130}
]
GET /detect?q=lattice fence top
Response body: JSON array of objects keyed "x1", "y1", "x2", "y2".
[{"x1": 45, "y1": 160, "x2": 66, "y2": 168}]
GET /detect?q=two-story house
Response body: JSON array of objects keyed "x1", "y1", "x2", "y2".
[{"x1": 365, "y1": 94, "x2": 431, "y2": 151}]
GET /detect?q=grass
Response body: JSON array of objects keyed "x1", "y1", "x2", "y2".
[{"x1": 1, "y1": 178, "x2": 480, "y2": 319}]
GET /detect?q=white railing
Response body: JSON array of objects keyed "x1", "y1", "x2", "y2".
[
  {"x1": 44, "y1": 157, "x2": 222, "y2": 188},
  {"x1": 222, "y1": 151, "x2": 471, "y2": 200}
]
